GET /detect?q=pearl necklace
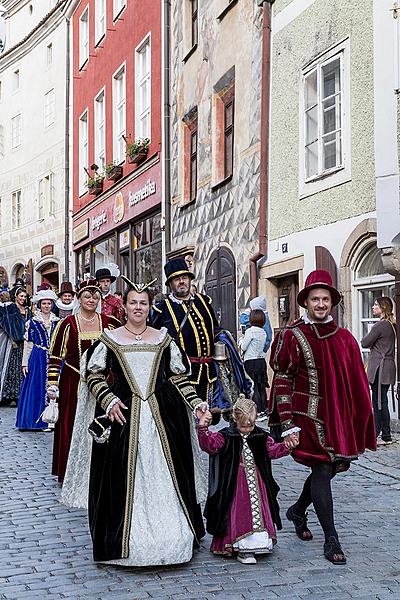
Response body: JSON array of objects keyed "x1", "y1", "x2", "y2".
[
  {"x1": 124, "y1": 324, "x2": 147, "y2": 341},
  {"x1": 79, "y1": 312, "x2": 96, "y2": 323}
]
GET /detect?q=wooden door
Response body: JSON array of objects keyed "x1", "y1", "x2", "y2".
[{"x1": 205, "y1": 247, "x2": 237, "y2": 336}]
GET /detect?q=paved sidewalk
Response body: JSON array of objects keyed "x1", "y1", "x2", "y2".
[{"x1": 1, "y1": 406, "x2": 400, "y2": 600}]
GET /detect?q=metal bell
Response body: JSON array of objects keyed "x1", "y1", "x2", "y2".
[{"x1": 213, "y1": 341, "x2": 227, "y2": 361}]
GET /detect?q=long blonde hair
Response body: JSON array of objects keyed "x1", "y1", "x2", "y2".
[{"x1": 377, "y1": 297, "x2": 396, "y2": 328}]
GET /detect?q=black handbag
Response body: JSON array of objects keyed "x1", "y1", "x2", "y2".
[{"x1": 88, "y1": 415, "x2": 111, "y2": 444}]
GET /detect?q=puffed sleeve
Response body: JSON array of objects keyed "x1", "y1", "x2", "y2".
[
  {"x1": 47, "y1": 318, "x2": 71, "y2": 387},
  {"x1": 169, "y1": 339, "x2": 188, "y2": 374},
  {"x1": 85, "y1": 342, "x2": 119, "y2": 412}
]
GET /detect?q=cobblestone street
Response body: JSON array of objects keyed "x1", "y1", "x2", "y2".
[{"x1": 1, "y1": 406, "x2": 400, "y2": 600}]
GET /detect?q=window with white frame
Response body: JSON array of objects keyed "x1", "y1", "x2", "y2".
[
  {"x1": 0, "y1": 124, "x2": 4, "y2": 158},
  {"x1": 135, "y1": 38, "x2": 151, "y2": 139},
  {"x1": 12, "y1": 190, "x2": 21, "y2": 229},
  {"x1": 11, "y1": 114, "x2": 22, "y2": 148},
  {"x1": 95, "y1": 90, "x2": 105, "y2": 169},
  {"x1": 79, "y1": 7, "x2": 89, "y2": 67},
  {"x1": 304, "y1": 55, "x2": 342, "y2": 179},
  {"x1": 299, "y1": 40, "x2": 350, "y2": 198},
  {"x1": 95, "y1": 0, "x2": 106, "y2": 44},
  {"x1": 49, "y1": 173, "x2": 55, "y2": 215},
  {"x1": 44, "y1": 89, "x2": 55, "y2": 127},
  {"x1": 79, "y1": 111, "x2": 88, "y2": 195},
  {"x1": 113, "y1": 66, "x2": 126, "y2": 163},
  {"x1": 47, "y1": 43, "x2": 53, "y2": 67},
  {"x1": 38, "y1": 177, "x2": 45, "y2": 220},
  {"x1": 113, "y1": 0, "x2": 126, "y2": 20}
]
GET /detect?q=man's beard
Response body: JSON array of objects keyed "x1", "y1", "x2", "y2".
[{"x1": 174, "y1": 288, "x2": 190, "y2": 298}]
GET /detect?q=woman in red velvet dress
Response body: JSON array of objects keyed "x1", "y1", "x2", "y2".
[
  {"x1": 47, "y1": 280, "x2": 119, "y2": 483},
  {"x1": 197, "y1": 395, "x2": 290, "y2": 565}
]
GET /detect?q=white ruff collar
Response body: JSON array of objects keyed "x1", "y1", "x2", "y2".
[{"x1": 169, "y1": 292, "x2": 194, "y2": 305}]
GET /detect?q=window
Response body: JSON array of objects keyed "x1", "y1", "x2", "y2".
[
  {"x1": 304, "y1": 57, "x2": 342, "y2": 180},
  {"x1": 38, "y1": 178, "x2": 45, "y2": 220},
  {"x1": 39, "y1": 173, "x2": 55, "y2": 219},
  {"x1": 191, "y1": 0, "x2": 198, "y2": 48},
  {"x1": 11, "y1": 114, "x2": 22, "y2": 148},
  {"x1": 133, "y1": 213, "x2": 162, "y2": 291},
  {"x1": 190, "y1": 128, "x2": 197, "y2": 202},
  {"x1": 12, "y1": 190, "x2": 21, "y2": 229},
  {"x1": 299, "y1": 40, "x2": 351, "y2": 198},
  {"x1": 224, "y1": 99, "x2": 234, "y2": 178},
  {"x1": 13, "y1": 69, "x2": 20, "y2": 92},
  {"x1": 79, "y1": 7, "x2": 89, "y2": 67},
  {"x1": 95, "y1": 0, "x2": 106, "y2": 44},
  {"x1": 211, "y1": 66, "x2": 235, "y2": 187},
  {"x1": 95, "y1": 90, "x2": 105, "y2": 170},
  {"x1": 113, "y1": 66, "x2": 126, "y2": 163},
  {"x1": 44, "y1": 89, "x2": 55, "y2": 127},
  {"x1": 113, "y1": 0, "x2": 126, "y2": 19},
  {"x1": 0, "y1": 124, "x2": 4, "y2": 158},
  {"x1": 79, "y1": 111, "x2": 88, "y2": 195},
  {"x1": 47, "y1": 43, "x2": 53, "y2": 67},
  {"x1": 49, "y1": 173, "x2": 55, "y2": 215},
  {"x1": 135, "y1": 38, "x2": 151, "y2": 139}
]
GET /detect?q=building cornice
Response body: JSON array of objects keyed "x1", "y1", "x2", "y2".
[{"x1": 0, "y1": 0, "x2": 67, "y2": 67}]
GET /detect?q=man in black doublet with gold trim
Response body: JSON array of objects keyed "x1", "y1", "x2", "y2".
[{"x1": 152, "y1": 258, "x2": 219, "y2": 403}]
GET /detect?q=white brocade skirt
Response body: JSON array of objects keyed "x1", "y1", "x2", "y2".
[{"x1": 102, "y1": 399, "x2": 194, "y2": 567}]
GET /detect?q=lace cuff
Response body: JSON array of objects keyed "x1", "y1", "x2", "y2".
[
  {"x1": 281, "y1": 426, "x2": 301, "y2": 437},
  {"x1": 169, "y1": 340, "x2": 189, "y2": 375},
  {"x1": 105, "y1": 398, "x2": 120, "y2": 415}
]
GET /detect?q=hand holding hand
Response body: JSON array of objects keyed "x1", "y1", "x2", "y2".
[
  {"x1": 22, "y1": 366, "x2": 28, "y2": 377},
  {"x1": 47, "y1": 386, "x2": 59, "y2": 401},
  {"x1": 195, "y1": 402, "x2": 209, "y2": 421},
  {"x1": 108, "y1": 400, "x2": 128, "y2": 425},
  {"x1": 283, "y1": 432, "x2": 299, "y2": 451},
  {"x1": 198, "y1": 409, "x2": 212, "y2": 427}
]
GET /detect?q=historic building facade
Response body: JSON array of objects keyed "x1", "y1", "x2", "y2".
[
  {"x1": 0, "y1": 0, "x2": 71, "y2": 293},
  {"x1": 71, "y1": 0, "x2": 163, "y2": 292},
  {"x1": 261, "y1": 0, "x2": 398, "y2": 416},
  {"x1": 169, "y1": 0, "x2": 266, "y2": 333}
]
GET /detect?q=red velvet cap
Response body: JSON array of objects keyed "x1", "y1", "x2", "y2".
[
  {"x1": 76, "y1": 279, "x2": 102, "y2": 297},
  {"x1": 297, "y1": 269, "x2": 341, "y2": 308}
]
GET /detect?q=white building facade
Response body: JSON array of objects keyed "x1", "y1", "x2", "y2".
[
  {"x1": 261, "y1": 0, "x2": 398, "y2": 416},
  {"x1": 0, "y1": 0, "x2": 70, "y2": 293}
]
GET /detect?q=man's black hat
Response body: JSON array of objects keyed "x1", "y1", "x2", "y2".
[
  {"x1": 164, "y1": 258, "x2": 195, "y2": 284},
  {"x1": 95, "y1": 268, "x2": 116, "y2": 283}
]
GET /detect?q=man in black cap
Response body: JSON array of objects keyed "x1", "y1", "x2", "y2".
[
  {"x1": 95, "y1": 268, "x2": 125, "y2": 323},
  {"x1": 152, "y1": 258, "x2": 218, "y2": 405}
]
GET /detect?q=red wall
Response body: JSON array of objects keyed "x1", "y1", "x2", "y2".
[{"x1": 72, "y1": 0, "x2": 162, "y2": 213}]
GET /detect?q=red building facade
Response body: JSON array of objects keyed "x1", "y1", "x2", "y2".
[{"x1": 71, "y1": 0, "x2": 162, "y2": 290}]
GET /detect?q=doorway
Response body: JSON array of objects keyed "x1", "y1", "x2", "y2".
[
  {"x1": 276, "y1": 274, "x2": 300, "y2": 332},
  {"x1": 205, "y1": 247, "x2": 236, "y2": 336}
]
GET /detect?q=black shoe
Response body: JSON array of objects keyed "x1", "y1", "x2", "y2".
[
  {"x1": 286, "y1": 505, "x2": 313, "y2": 541},
  {"x1": 323, "y1": 536, "x2": 346, "y2": 564}
]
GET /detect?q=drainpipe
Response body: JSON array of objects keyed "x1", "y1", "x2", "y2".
[
  {"x1": 64, "y1": 16, "x2": 71, "y2": 282},
  {"x1": 161, "y1": 0, "x2": 171, "y2": 288},
  {"x1": 249, "y1": 0, "x2": 274, "y2": 297}
]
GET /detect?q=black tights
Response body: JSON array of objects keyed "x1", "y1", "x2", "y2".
[{"x1": 293, "y1": 463, "x2": 338, "y2": 542}]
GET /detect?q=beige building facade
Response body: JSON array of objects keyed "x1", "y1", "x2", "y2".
[{"x1": 261, "y1": 0, "x2": 398, "y2": 416}]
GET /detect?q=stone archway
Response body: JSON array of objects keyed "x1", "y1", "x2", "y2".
[{"x1": 339, "y1": 218, "x2": 377, "y2": 330}]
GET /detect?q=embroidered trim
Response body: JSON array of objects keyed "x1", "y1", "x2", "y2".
[{"x1": 241, "y1": 434, "x2": 264, "y2": 532}]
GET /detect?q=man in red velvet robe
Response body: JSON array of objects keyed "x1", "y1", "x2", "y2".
[{"x1": 269, "y1": 269, "x2": 376, "y2": 566}]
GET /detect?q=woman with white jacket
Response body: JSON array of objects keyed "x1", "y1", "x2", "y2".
[{"x1": 238, "y1": 309, "x2": 268, "y2": 419}]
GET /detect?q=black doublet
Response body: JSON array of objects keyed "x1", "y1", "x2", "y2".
[
  {"x1": 152, "y1": 293, "x2": 219, "y2": 401},
  {"x1": 204, "y1": 424, "x2": 282, "y2": 537}
]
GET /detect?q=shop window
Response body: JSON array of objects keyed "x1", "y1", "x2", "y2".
[
  {"x1": 94, "y1": 237, "x2": 117, "y2": 272},
  {"x1": 133, "y1": 213, "x2": 162, "y2": 291}
]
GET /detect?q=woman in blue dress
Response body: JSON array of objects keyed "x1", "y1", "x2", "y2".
[{"x1": 16, "y1": 289, "x2": 59, "y2": 431}]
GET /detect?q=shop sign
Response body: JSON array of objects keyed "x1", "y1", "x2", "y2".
[
  {"x1": 91, "y1": 210, "x2": 108, "y2": 231},
  {"x1": 128, "y1": 179, "x2": 156, "y2": 207},
  {"x1": 119, "y1": 229, "x2": 130, "y2": 249},
  {"x1": 113, "y1": 191, "x2": 125, "y2": 223},
  {"x1": 73, "y1": 219, "x2": 89, "y2": 244}
]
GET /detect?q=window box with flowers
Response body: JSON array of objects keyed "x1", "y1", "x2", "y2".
[
  {"x1": 106, "y1": 162, "x2": 123, "y2": 181},
  {"x1": 87, "y1": 174, "x2": 104, "y2": 195},
  {"x1": 126, "y1": 137, "x2": 150, "y2": 164}
]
